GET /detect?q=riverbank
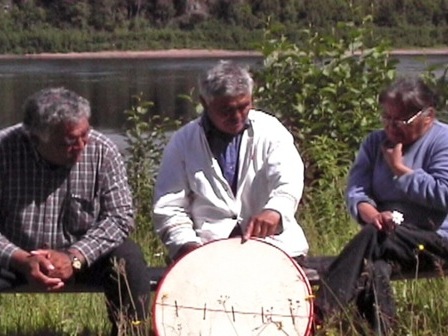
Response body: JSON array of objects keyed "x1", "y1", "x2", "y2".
[
  {"x1": 0, "y1": 48, "x2": 447, "y2": 60},
  {"x1": 390, "y1": 48, "x2": 448, "y2": 55},
  {"x1": 0, "y1": 49, "x2": 262, "y2": 60}
]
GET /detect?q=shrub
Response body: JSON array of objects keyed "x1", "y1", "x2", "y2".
[
  {"x1": 123, "y1": 94, "x2": 180, "y2": 265},
  {"x1": 253, "y1": 16, "x2": 398, "y2": 252}
]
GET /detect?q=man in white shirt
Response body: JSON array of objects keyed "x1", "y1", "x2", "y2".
[{"x1": 153, "y1": 60, "x2": 309, "y2": 265}]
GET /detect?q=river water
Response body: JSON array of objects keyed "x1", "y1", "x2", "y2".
[{"x1": 0, "y1": 53, "x2": 446, "y2": 151}]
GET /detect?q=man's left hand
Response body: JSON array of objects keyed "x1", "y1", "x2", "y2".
[
  {"x1": 30, "y1": 249, "x2": 74, "y2": 281},
  {"x1": 244, "y1": 209, "x2": 281, "y2": 241}
]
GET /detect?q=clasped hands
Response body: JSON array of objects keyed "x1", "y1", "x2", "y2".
[{"x1": 18, "y1": 249, "x2": 75, "y2": 291}]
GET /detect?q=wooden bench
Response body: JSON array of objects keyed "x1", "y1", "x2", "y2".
[
  {"x1": 2, "y1": 256, "x2": 446, "y2": 293},
  {"x1": 0, "y1": 266, "x2": 167, "y2": 293},
  {"x1": 303, "y1": 255, "x2": 448, "y2": 286}
]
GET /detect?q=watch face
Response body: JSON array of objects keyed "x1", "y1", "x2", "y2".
[{"x1": 72, "y1": 258, "x2": 82, "y2": 270}]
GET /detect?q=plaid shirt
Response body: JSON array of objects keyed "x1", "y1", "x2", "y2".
[{"x1": 0, "y1": 124, "x2": 134, "y2": 268}]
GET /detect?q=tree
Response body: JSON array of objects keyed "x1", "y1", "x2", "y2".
[
  {"x1": 45, "y1": 0, "x2": 90, "y2": 29},
  {"x1": 8, "y1": 0, "x2": 47, "y2": 30},
  {"x1": 173, "y1": 0, "x2": 187, "y2": 16},
  {"x1": 254, "y1": 17, "x2": 397, "y2": 190},
  {"x1": 127, "y1": 0, "x2": 144, "y2": 19},
  {"x1": 89, "y1": 0, "x2": 124, "y2": 31},
  {"x1": 250, "y1": 0, "x2": 281, "y2": 24},
  {"x1": 209, "y1": 0, "x2": 247, "y2": 25},
  {"x1": 148, "y1": 0, "x2": 176, "y2": 27}
]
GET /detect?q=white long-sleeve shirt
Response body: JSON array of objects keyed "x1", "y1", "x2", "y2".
[{"x1": 153, "y1": 110, "x2": 309, "y2": 259}]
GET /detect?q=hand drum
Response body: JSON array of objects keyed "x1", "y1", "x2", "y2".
[{"x1": 152, "y1": 238, "x2": 313, "y2": 336}]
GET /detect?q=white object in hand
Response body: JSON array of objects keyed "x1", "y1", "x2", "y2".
[{"x1": 391, "y1": 210, "x2": 404, "y2": 225}]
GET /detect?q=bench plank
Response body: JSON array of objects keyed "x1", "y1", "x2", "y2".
[
  {"x1": 2, "y1": 257, "x2": 447, "y2": 294},
  {"x1": 0, "y1": 266, "x2": 166, "y2": 294},
  {"x1": 303, "y1": 255, "x2": 448, "y2": 286}
]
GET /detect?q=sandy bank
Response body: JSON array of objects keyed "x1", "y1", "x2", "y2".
[
  {"x1": 0, "y1": 48, "x2": 446, "y2": 60},
  {"x1": 0, "y1": 49, "x2": 262, "y2": 60},
  {"x1": 376, "y1": 48, "x2": 447, "y2": 56}
]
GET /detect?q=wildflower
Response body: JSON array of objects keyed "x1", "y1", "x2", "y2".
[
  {"x1": 418, "y1": 244, "x2": 425, "y2": 251},
  {"x1": 391, "y1": 210, "x2": 404, "y2": 225}
]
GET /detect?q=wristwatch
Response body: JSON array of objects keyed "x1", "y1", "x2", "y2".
[{"x1": 65, "y1": 251, "x2": 83, "y2": 272}]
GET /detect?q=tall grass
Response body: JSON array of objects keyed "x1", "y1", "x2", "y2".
[{"x1": 0, "y1": 293, "x2": 108, "y2": 335}]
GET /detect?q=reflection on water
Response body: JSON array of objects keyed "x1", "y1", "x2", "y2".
[
  {"x1": 0, "y1": 54, "x2": 445, "y2": 152},
  {"x1": 0, "y1": 57, "x2": 262, "y2": 132}
]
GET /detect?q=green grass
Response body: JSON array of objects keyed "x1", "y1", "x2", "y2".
[
  {"x1": 0, "y1": 225, "x2": 163, "y2": 335},
  {"x1": 2, "y1": 214, "x2": 448, "y2": 335},
  {"x1": 2, "y1": 167, "x2": 447, "y2": 335},
  {"x1": 0, "y1": 293, "x2": 109, "y2": 335}
]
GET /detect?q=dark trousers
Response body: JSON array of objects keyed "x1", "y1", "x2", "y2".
[
  {"x1": 0, "y1": 238, "x2": 151, "y2": 336},
  {"x1": 315, "y1": 224, "x2": 448, "y2": 335}
]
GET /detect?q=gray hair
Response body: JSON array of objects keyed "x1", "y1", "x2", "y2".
[
  {"x1": 22, "y1": 87, "x2": 91, "y2": 142},
  {"x1": 198, "y1": 60, "x2": 254, "y2": 103},
  {"x1": 379, "y1": 77, "x2": 438, "y2": 113}
]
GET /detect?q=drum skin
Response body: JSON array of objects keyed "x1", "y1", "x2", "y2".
[{"x1": 152, "y1": 238, "x2": 313, "y2": 336}]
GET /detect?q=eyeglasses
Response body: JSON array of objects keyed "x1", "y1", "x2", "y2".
[{"x1": 380, "y1": 109, "x2": 425, "y2": 127}]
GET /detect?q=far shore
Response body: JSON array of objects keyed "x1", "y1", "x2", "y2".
[
  {"x1": 0, "y1": 48, "x2": 447, "y2": 60},
  {"x1": 0, "y1": 49, "x2": 262, "y2": 60}
]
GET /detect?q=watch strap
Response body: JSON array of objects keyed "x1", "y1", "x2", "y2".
[{"x1": 63, "y1": 250, "x2": 83, "y2": 272}]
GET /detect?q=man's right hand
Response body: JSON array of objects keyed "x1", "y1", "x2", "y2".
[
  {"x1": 10, "y1": 250, "x2": 64, "y2": 291},
  {"x1": 358, "y1": 202, "x2": 396, "y2": 233},
  {"x1": 368, "y1": 211, "x2": 397, "y2": 233}
]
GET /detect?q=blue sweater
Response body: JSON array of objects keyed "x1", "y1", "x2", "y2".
[{"x1": 346, "y1": 120, "x2": 448, "y2": 237}]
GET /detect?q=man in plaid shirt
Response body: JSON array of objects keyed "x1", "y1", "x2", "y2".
[{"x1": 0, "y1": 87, "x2": 151, "y2": 335}]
